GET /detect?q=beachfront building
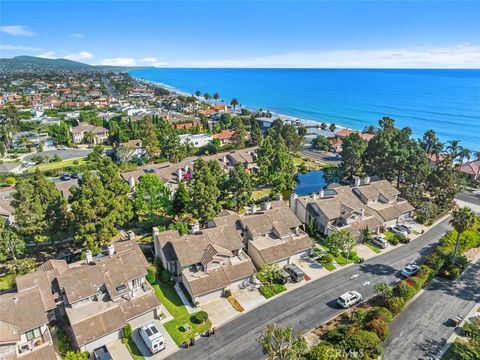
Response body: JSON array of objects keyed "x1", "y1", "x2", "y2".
[
  {"x1": 178, "y1": 133, "x2": 213, "y2": 148},
  {"x1": 290, "y1": 178, "x2": 414, "y2": 241},
  {"x1": 153, "y1": 210, "x2": 256, "y2": 304},
  {"x1": 238, "y1": 201, "x2": 314, "y2": 268},
  {"x1": 460, "y1": 159, "x2": 480, "y2": 182},
  {"x1": 70, "y1": 123, "x2": 109, "y2": 144}
]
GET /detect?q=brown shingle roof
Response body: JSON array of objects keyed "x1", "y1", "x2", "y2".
[
  {"x1": 15, "y1": 271, "x2": 56, "y2": 311},
  {"x1": 119, "y1": 292, "x2": 160, "y2": 321},
  {"x1": 57, "y1": 266, "x2": 104, "y2": 304}
]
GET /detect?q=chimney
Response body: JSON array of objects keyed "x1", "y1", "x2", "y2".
[
  {"x1": 184, "y1": 164, "x2": 189, "y2": 173},
  {"x1": 223, "y1": 155, "x2": 227, "y2": 163},
  {"x1": 354, "y1": 177, "x2": 361, "y2": 187},
  {"x1": 177, "y1": 168, "x2": 183, "y2": 179},
  {"x1": 190, "y1": 221, "x2": 200, "y2": 234},
  {"x1": 107, "y1": 244, "x2": 115, "y2": 256},
  {"x1": 319, "y1": 189, "x2": 325, "y2": 198},
  {"x1": 364, "y1": 176, "x2": 371, "y2": 185},
  {"x1": 85, "y1": 250, "x2": 93, "y2": 264},
  {"x1": 250, "y1": 204, "x2": 257, "y2": 214},
  {"x1": 312, "y1": 193, "x2": 318, "y2": 200},
  {"x1": 289, "y1": 193, "x2": 298, "y2": 212}
]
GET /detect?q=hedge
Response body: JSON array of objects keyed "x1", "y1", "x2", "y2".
[{"x1": 192, "y1": 311, "x2": 208, "y2": 324}]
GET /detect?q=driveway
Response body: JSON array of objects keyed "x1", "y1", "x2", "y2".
[
  {"x1": 200, "y1": 298, "x2": 240, "y2": 328},
  {"x1": 384, "y1": 261, "x2": 480, "y2": 360},
  {"x1": 107, "y1": 339, "x2": 132, "y2": 360},
  {"x1": 167, "y1": 217, "x2": 452, "y2": 360},
  {"x1": 131, "y1": 320, "x2": 177, "y2": 359}
]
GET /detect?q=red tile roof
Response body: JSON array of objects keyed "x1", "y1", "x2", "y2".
[
  {"x1": 212, "y1": 130, "x2": 235, "y2": 140},
  {"x1": 335, "y1": 129, "x2": 355, "y2": 137},
  {"x1": 460, "y1": 160, "x2": 480, "y2": 176}
]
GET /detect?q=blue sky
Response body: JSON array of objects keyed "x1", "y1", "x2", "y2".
[{"x1": 1, "y1": 1, "x2": 479, "y2": 68}]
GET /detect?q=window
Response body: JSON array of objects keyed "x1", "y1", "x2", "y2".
[
  {"x1": 132, "y1": 278, "x2": 142, "y2": 289},
  {"x1": 25, "y1": 327, "x2": 41, "y2": 341}
]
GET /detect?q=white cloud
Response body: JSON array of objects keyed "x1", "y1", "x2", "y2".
[
  {"x1": 101, "y1": 58, "x2": 136, "y2": 66},
  {"x1": 140, "y1": 57, "x2": 158, "y2": 63},
  {"x1": 168, "y1": 44, "x2": 480, "y2": 69},
  {"x1": 0, "y1": 25, "x2": 36, "y2": 37},
  {"x1": 37, "y1": 51, "x2": 56, "y2": 59},
  {"x1": 0, "y1": 44, "x2": 41, "y2": 51},
  {"x1": 64, "y1": 51, "x2": 93, "y2": 61},
  {"x1": 69, "y1": 33, "x2": 84, "y2": 38}
]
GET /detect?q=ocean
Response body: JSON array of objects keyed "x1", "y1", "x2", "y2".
[{"x1": 129, "y1": 68, "x2": 480, "y2": 151}]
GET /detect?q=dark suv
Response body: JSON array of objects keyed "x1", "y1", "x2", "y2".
[{"x1": 284, "y1": 264, "x2": 305, "y2": 282}]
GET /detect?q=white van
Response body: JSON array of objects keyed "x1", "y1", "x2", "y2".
[
  {"x1": 139, "y1": 323, "x2": 165, "y2": 354},
  {"x1": 337, "y1": 291, "x2": 362, "y2": 308}
]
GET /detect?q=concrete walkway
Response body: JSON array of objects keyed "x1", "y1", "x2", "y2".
[{"x1": 174, "y1": 283, "x2": 196, "y2": 314}]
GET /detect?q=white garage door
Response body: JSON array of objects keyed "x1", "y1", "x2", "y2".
[{"x1": 197, "y1": 288, "x2": 224, "y2": 303}]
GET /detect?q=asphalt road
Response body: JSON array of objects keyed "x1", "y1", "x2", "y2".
[
  {"x1": 23, "y1": 149, "x2": 92, "y2": 162},
  {"x1": 456, "y1": 190, "x2": 480, "y2": 207},
  {"x1": 384, "y1": 261, "x2": 480, "y2": 360},
  {"x1": 302, "y1": 149, "x2": 342, "y2": 166},
  {"x1": 168, "y1": 218, "x2": 452, "y2": 360}
]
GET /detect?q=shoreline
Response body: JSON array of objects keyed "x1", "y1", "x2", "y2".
[{"x1": 133, "y1": 75, "x2": 349, "y2": 134}]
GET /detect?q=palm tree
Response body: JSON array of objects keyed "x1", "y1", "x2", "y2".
[
  {"x1": 213, "y1": 92, "x2": 220, "y2": 103},
  {"x1": 230, "y1": 98, "x2": 239, "y2": 110},
  {"x1": 84, "y1": 131, "x2": 95, "y2": 144},
  {"x1": 260, "y1": 263, "x2": 282, "y2": 286},
  {"x1": 457, "y1": 146, "x2": 471, "y2": 167},
  {"x1": 195, "y1": 90, "x2": 201, "y2": 98},
  {"x1": 421, "y1": 129, "x2": 438, "y2": 154},
  {"x1": 449, "y1": 207, "x2": 476, "y2": 265},
  {"x1": 203, "y1": 92, "x2": 211, "y2": 102},
  {"x1": 446, "y1": 139, "x2": 461, "y2": 161}
]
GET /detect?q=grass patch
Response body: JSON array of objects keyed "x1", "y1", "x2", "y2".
[
  {"x1": 334, "y1": 254, "x2": 357, "y2": 266},
  {"x1": 126, "y1": 336, "x2": 145, "y2": 360},
  {"x1": 252, "y1": 187, "x2": 271, "y2": 201},
  {"x1": 152, "y1": 283, "x2": 211, "y2": 346},
  {"x1": 322, "y1": 262, "x2": 336, "y2": 271},
  {"x1": 0, "y1": 274, "x2": 16, "y2": 291},
  {"x1": 256, "y1": 273, "x2": 287, "y2": 299},
  {"x1": 28, "y1": 158, "x2": 87, "y2": 172},
  {"x1": 383, "y1": 231, "x2": 396, "y2": 241},
  {"x1": 366, "y1": 243, "x2": 382, "y2": 254},
  {"x1": 227, "y1": 296, "x2": 245, "y2": 312}
]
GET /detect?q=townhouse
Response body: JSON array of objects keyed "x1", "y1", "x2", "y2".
[
  {"x1": 70, "y1": 123, "x2": 109, "y2": 145},
  {"x1": 290, "y1": 177, "x2": 414, "y2": 241}
]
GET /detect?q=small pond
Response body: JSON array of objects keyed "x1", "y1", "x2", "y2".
[{"x1": 295, "y1": 170, "x2": 327, "y2": 196}]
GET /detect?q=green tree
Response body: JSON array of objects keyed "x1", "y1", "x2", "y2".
[
  {"x1": 189, "y1": 159, "x2": 224, "y2": 223},
  {"x1": 428, "y1": 157, "x2": 462, "y2": 210},
  {"x1": 329, "y1": 123, "x2": 337, "y2": 132},
  {"x1": 195, "y1": 90, "x2": 201, "y2": 97},
  {"x1": 0, "y1": 219, "x2": 25, "y2": 261},
  {"x1": 225, "y1": 163, "x2": 252, "y2": 210},
  {"x1": 341, "y1": 133, "x2": 367, "y2": 179},
  {"x1": 257, "y1": 324, "x2": 307, "y2": 360},
  {"x1": 203, "y1": 92, "x2": 211, "y2": 101},
  {"x1": 250, "y1": 120, "x2": 263, "y2": 146},
  {"x1": 449, "y1": 207, "x2": 476, "y2": 265},
  {"x1": 374, "y1": 282, "x2": 394, "y2": 304},
  {"x1": 171, "y1": 182, "x2": 190, "y2": 217},
  {"x1": 213, "y1": 92, "x2": 220, "y2": 102},
  {"x1": 232, "y1": 117, "x2": 247, "y2": 149},
  {"x1": 327, "y1": 229, "x2": 355, "y2": 257},
  {"x1": 311, "y1": 135, "x2": 330, "y2": 151},
  {"x1": 63, "y1": 352, "x2": 90, "y2": 360},
  {"x1": 260, "y1": 263, "x2": 282, "y2": 286},
  {"x1": 134, "y1": 174, "x2": 170, "y2": 224},
  {"x1": 140, "y1": 116, "x2": 159, "y2": 157}
]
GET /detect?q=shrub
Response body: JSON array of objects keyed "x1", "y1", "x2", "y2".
[
  {"x1": 416, "y1": 214, "x2": 426, "y2": 224},
  {"x1": 146, "y1": 267, "x2": 156, "y2": 284},
  {"x1": 386, "y1": 296, "x2": 405, "y2": 315},
  {"x1": 5, "y1": 177, "x2": 16, "y2": 185},
  {"x1": 398, "y1": 282, "x2": 417, "y2": 301},
  {"x1": 123, "y1": 323, "x2": 132, "y2": 339},
  {"x1": 345, "y1": 329, "x2": 383, "y2": 356},
  {"x1": 366, "y1": 318, "x2": 390, "y2": 341},
  {"x1": 320, "y1": 253, "x2": 335, "y2": 264},
  {"x1": 325, "y1": 324, "x2": 354, "y2": 344},
  {"x1": 305, "y1": 341, "x2": 339, "y2": 360},
  {"x1": 223, "y1": 288, "x2": 232, "y2": 298},
  {"x1": 192, "y1": 311, "x2": 208, "y2": 324},
  {"x1": 397, "y1": 233, "x2": 410, "y2": 244},
  {"x1": 388, "y1": 235, "x2": 400, "y2": 246},
  {"x1": 365, "y1": 307, "x2": 393, "y2": 324},
  {"x1": 455, "y1": 255, "x2": 470, "y2": 270},
  {"x1": 444, "y1": 265, "x2": 462, "y2": 279}
]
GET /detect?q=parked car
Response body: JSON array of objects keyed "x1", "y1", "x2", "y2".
[
  {"x1": 93, "y1": 346, "x2": 112, "y2": 360},
  {"x1": 70, "y1": 173, "x2": 79, "y2": 179},
  {"x1": 284, "y1": 264, "x2": 305, "y2": 282},
  {"x1": 401, "y1": 264, "x2": 420, "y2": 277},
  {"x1": 277, "y1": 270, "x2": 291, "y2": 285},
  {"x1": 139, "y1": 323, "x2": 166, "y2": 354},
  {"x1": 337, "y1": 291, "x2": 362, "y2": 308},
  {"x1": 390, "y1": 225, "x2": 409, "y2": 236},
  {"x1": 60, "y1": 174, "x2": 71, "y2": 181},
  {"x1": 370, "y1": 236, "x2": 389, "y2": 249},
  {"x1": 396, "y1": 224, "x2": 412, "y2": 234}
]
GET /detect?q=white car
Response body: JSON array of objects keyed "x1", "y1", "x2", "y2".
[
  {"x1": 401, "y1": 264, "x2": 420, "y2": 277},
  {"x1": 139, "y1": 323, "x2": 165, "y2": 354},
  {"x1": 390, "y1": 225, "x2": 409, "y2": 236},
  {"x1": 337, "y1": 291, "x2": 362, "y2": 308},
  {"x1": 370, "y1": 236, "x2": 389, "y2": 249}
]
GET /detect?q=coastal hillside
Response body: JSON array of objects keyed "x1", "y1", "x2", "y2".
[{"x1": 0, "y1": 55, "x2": 151, "y2": 72}]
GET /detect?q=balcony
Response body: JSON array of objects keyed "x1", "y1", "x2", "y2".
[{"x1": 17, "y1": 327, "x2": 52, "y2": 357}]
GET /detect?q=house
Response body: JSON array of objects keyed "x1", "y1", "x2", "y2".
[
  {"x1": 178, "y1": 134, "x2": 213, "y2": 148},
  {"x1": 238, "y1": 201, "x2": 314, "y2": 268},
  {"x1": 427, "y1": 153, "x2": 445, "y2": 169},
  {"x1": 290, "y1": 177, "x2": 414, "y2": 241},
  {"x1": 212, "y1": 130, "x2": 235, "y2": 145},
  {"x1": 117, "y1": 140, "x2": 147, "y2": 162},
  {"x1": 153, "y1": 211, "x2": 256, "y2": 303},
  {"x1": 70, "y1": 123, "x2": 109, "y2": 144},
  {"x1": 460, "y1": 160, "x2": 480, "y2": 181},
  {"x1": 0, "y1": 287, "x2": 57, "y2": 360},
  {"x1": 54, "y1": 240, "x2": 161, "y2": 352}
]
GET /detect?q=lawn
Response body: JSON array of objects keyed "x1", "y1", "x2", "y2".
[
  {"x1": 0, "y1": 274, "x2": 16, "y2": 291},
  {"x1": 28, "y1": 158, "x2": 87, "y2": 172},
  {"x1": 252, "y1": 187, "x2": 271, "y2": 201},
  {"x1": 383, "y1": 231, "x2": 396, "y2": 241},
  {"x1": 366, "y1": 243, "x2": 382, "y2": 254},
  {"x1": 322, "y1": 262, "x2": 336, "y2": 271},
  {"x1": 152, "y1": 283, "x2": 211, "y2": 346},
  {"x1": 256, "y1": 273, "x2": 287, "y2": 299},
  {"x1": 126, "y1": 336, "x2": 144, "y2": 360}
]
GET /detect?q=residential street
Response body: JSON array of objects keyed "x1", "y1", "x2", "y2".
[
  {"x1": 384, "y1": 261, "x2": 480, "y2": 360},
  {"x1": 168, "y1": 218, "x2": 452, "y2": 360},
  {"x1": 456, "y1": 190, "x2": 480, "y2": 207}
]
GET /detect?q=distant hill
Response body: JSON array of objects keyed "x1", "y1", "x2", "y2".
[{"x1": 0, "y1": 56, "x2": 150, "y2": 72}]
